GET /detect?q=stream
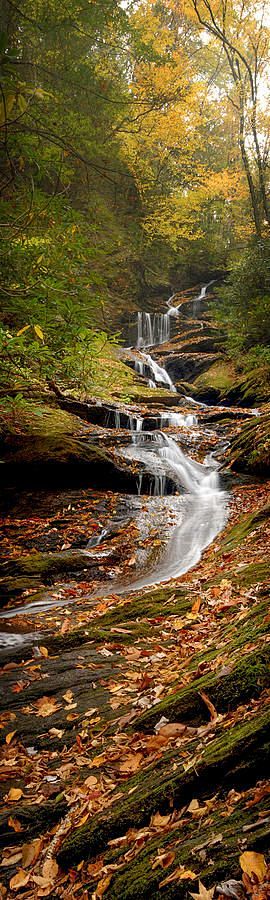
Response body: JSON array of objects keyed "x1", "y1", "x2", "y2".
[{"x1": 0, "y1": 282, "x2": 229, "y2": 652}]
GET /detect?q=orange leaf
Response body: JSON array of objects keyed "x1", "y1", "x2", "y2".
[
  {"x1": 5, "y1": 731, "x2": 16, "y2": 745},
  {"x1": 9, "y1": 869, "x2": 30, "y2": 891},
  {"x1": 191, "y1": 596, "x2": 201, "y2": 614},
  {"x1": 119, "y1": 752, "x2": 143, "y2": 774},
  {"x1": 199, "y1": 690, "x2": 218, "y2": 722},
  {"x1": 7, "y1": 788, "x2": 23, "y2": 802},
  {"x1": 8, "y1": 817, "x2": 22, "y2": 832}
]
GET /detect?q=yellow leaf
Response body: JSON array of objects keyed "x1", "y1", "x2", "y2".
[
  {"x1": 239, "y1": 851, "x2": 267, "y2": 880},
  {"x1": 7, "y1": 788, "x2": 23, "y2": 801},
  {"x1": 5, "y1": 731, "x2": 16, "y2": 745},
  {"x1": 96, "y1": 874, "x2": 112, "y2": 898},
  {"x1": 75, "y1": 812, "x2": 89, "y2": 828},
  {"x1": 9, "y1": 869, "x2": 30, "y2": 891},
  {"x1": 35, "y1": 696, "x2": 59, "y2": 717},
  {"x1": 160, "y1": 866, "x2": 197, "y2": 887},
  {"x1": 39, "y1": 646, "x2": 48, "y2": 658},
  {"x1": 34, "y1": 324, "x2": 44, "y2": 341},
  {"x1": 16, "y1": 325, "x2": 30, "y2": 337},
  {"x1": 62, "y1": 689, "x2": 73, "y2": 704}
]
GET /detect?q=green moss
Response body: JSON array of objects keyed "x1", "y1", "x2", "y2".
[
  {"x1": 57, "y1": 707, "x2": 270, "y2": 867},
  {"x1": 134, "y1": 647, "x2": 270, "y2": 733},
  {"x1": 194, "y1": 361, "x2": 237, "y2": 392},
  {"x1": 105, "y1": 801, "x2": 270, "y2": 899},
  {"x1": 220, "y1": 503, "x2": 270, "y2": 550},
  {"x1": 229, "y1": 409, "x2": 270, "y2": 474}
]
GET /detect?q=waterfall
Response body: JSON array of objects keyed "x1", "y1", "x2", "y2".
[
  {"x1": 159, "y1": 412, "x2": 197, "y2": 428},
  {"x1": 135, "y1": 351, "x2": 176, "y2": 392},
  {"x1": 123, "y1": 429, "x2": 228, "y2": 587},
  {"x1": 137, "y1": 311, "x2": 170, "y2": 348}
]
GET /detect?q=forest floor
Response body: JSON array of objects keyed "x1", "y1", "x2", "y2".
[{"x1": 0, "y1": 404, "x2": 270, "y2": 899}]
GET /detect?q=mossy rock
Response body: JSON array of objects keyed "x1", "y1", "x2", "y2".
[
  {"x1": 104, "y1": 799, "x2": 270, "y2": 899},
  {"x1": 220, "y1": 502, "x2": 270, "y2": 550},
  {"x1": 133, "y1": 646, "x2": 270, "y2": 733},
  {"x1": 57, "y1": 707, "x2": 270, "y2": 866},
  {"x1": 229, "y1": 409, "x2": 270, "y2": 474}
]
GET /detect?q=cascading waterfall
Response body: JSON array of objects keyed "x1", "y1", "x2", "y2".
[
  {"x1": 137, "y1": 310, "x2": 170, "y2": 348},
  {"x1": 123, "y1": 429, "x2": 227, "y2": 587},
  {"x1": 135, "y1": 352, "x2": 176, "y2": 392},
  {"x1": 135, "y1": 281, "x2": 215, "y2": 392}
]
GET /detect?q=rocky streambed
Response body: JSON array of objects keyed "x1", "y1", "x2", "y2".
[{"x1": 0, "y1": 283, "x2": 269, "y2": 898}]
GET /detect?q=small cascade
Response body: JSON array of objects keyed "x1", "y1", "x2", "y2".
[
  {"x1": 129, "y1": 415, "x2": 143, "y2": 432},
  {"x1": 137, "y1": 311, "x2": 170, "y2": 348},
  {"x1": 125, "y1": 431, "x2": 218, "y2": 497},
  {"x1": 135, "y1": 351, "x2": 176, "y2": 392},
  {"x1": 158, "y1": 412, "x2": 197, "y2": 428}
]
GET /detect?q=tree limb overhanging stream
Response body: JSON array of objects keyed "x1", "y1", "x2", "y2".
[{"x1": 0, "y1": 282, "x2": 230, "y2": 651}]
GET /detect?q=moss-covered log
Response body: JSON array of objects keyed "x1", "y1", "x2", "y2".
[
  {"x1": 57, "y1": 707, "x2": 270, "y2": 866},
  {"x1": 105, "y1": 799, "x2": 270, "y2": 899},
  {"x1": 134, "y1": 646, "x2": 270, "y2": 732}
]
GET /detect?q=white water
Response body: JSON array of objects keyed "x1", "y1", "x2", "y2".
[
  {"x1": 123, "y1": 430, "x2": 227, "y2": 587},
  {"x1": 135, "y1": 351, "x2": 176, "y2": 392},
  {"x1": 166, "y1": 280, "x2": 216, "y2": 317},
  {"x1": 137, "y1": 310, "x2": 170, "y2": 348},
  {"x1": 0, "y1": 280, "x2": 228, "y2": 649}
]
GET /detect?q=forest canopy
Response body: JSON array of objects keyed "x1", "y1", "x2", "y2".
[{"x1": 0, "y1": 0, "x2": 269, "y2": 395}]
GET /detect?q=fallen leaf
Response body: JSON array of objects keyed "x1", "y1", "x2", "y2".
[
  {"x1": 35, "y1": 696, "x2": 60, "y2": 717},
  {"x1": 42, "y1": 858, "x2": 59, "y2": 883},
  {"x1": 5, "y1": 731, "x2": 16, "y2": 745},
  {"x1": 119, "y1": 753, "x2": 143, "y2": 774},
  {"x1": 8, "y1": 817, "x2": 22, "y2": 832},
  {"x1": 159, "y1": 723, "x2": 187, "y2": 737},
  {"x1": 39, "y1": 646, "x2": 49, "y2": 658},
  {"x1": 160, "y1": 866, "x2": 197, "y2": 886},
  {"x1": 9, "y1": 869, "x2": 30, "y2": 891},
  {"x1": 96, "y1": 874, "x2": 112, "y2": 897},
  {"x1": 76, "y1": 813, "x2": 89, "y2": 827},
  {"x1": 49, "y1": 728, "x2": 64, "y2": 738},
  {"x1": 188, "y1": 799, "x2": 200, "y2": 812},
  {"x1": 62, "y1": 690, "x2": 73, "y2": 704},
  {"x1": 84, "y1": 775, "x2": 98, "y2": 789},
  {"x1": 22, "y1": 839, "x2": 43, "y2": 868},
  {"x1": 199, "y1": 690, "x2": 218, "y2": 722},
  {"x1": 7, "y1": 788, "x2": 23, "y2": 802},
  {"x1": 239, "y1": 851, "x2": 267, "y2": 880},
  {"x1": 1, "y1": 853, "x2": 22, "y2": 867},
  {"x1": 151, "y1": 811, "x2": 171, "y2": 828},
  {"x1": 192, "y1": 597, "x2": 201, "y2": 614},
  {"x1": 153, "y1": 851, "x2": 175, "y2": 870}
]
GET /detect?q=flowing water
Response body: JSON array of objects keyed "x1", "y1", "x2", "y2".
[{"x1": 0, "y1": 281, "x2": 229, "y2": 649}]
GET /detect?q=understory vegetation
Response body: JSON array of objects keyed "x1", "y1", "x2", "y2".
[{"x1": 0, "y1": 0, "x2": 269, "y2": 403}]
